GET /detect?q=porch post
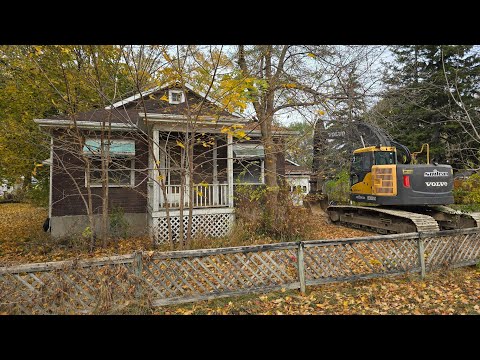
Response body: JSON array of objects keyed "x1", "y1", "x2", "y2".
[
  {"x1": 153, "y1": 128, "x2": 160, "y2": 213},
  {"x1": 212, "y1": 138, "x2": 218, "y2": 206},
  {"x1": 227, "y1": 133, "x2": 234, "y2": 208},
  {"x1": 48, "y1": 136, "x2": 53, "y2": 231}
]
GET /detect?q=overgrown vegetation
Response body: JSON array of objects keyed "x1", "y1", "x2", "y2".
[
  {"x1": 0, "y1": 202, "x2": 371, "y2": 265},
  {"x1": 324, "y1": 169, "x2": 350, "y2": 204},
  {"x1": 234, "y1": 183, "x2": 309, "y2": 241},
  {"x1": 452, "y1": 173, "x2": 480, "y2": 212},
  {"x1": 109, "y1": 206, "x2": 129, "y2": 240},
  {"x1": 25, "y1": 179, "x2": 49, "y2": 207},
  {"x1": 453, "y1": 173, "x2": 480, "y2": 204}
]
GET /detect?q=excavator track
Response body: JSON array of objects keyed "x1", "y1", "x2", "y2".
[
  {"x1": 327, "y1": 205, "x2": 440, "y2": 234},
  {"x1": 327, "y1": 205, "x2": 480, "y2": 234},
  {"x1": 423, "y1": 206, "x2": 480, "y2": 230},
  {"x1": 470, "y1": 213, "x2": 480, "y2": 226}
]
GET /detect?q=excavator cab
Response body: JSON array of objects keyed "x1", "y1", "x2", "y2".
[
  {"x1": 349, "y1": 145, "x2": 454, "y2": 206},
  {"x1": 350, "y1": 146, "x2": 398, "y2": 202}
]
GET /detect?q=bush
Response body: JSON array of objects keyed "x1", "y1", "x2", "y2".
[
  {"x1": 325, "y1": 169, "x2": 350, "y2": 204},
  {"x1": 25, "y1": 179, "x2": 49, "y2": 207},
  {"x1": 109, "y1": 206, "x2": 129, "y2": 239},
  {"x1": 234, "y1": 181, "x2": 309, "y2": 241},
  {"x1": 453, "y1": 173, "x2": 480, "y2": 207}
]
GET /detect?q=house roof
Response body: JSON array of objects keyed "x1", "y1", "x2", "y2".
[
  {"x1": 285, "y1": 159, "x2": 300, "y2": 167},
  {"x1": 242, "y1": 122, "x2": 298, "y2": 137},
  {"x1": 34, "y1": 82, "x2": 298, "y2": 138},
  {"x1": 107, "y1": 82, "x2": 245, "y2": 118},
  {"x1": 285, "y1": 160, "x2": 311, "y2": 175},
  {"x1": 35, "y1": 82, "x2": 245, "y2": 128}
]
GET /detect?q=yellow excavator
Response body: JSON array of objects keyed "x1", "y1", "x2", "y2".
[{"x1": 312, "y1": 121, "x2": 480, "y2": 233}]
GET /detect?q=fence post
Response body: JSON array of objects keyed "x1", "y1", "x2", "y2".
[
  {"x1": 297, "y1": 242, "x2": 306, "y2": 294},
  {"x1": 133, "y1": 251, "x2": 143, "y2": 299},
  {"x1": 417, "y1": 234, "x2": 426, "y2": 280}
]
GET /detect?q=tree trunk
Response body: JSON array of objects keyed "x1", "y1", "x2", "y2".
[
  {"x1": 85, "y1": 160, "x2": 96, "y2": 251},
  {"x1": 186, "y1": 136, "x2": 195, "y2": 249},
  {"x1": 178, "y1": 147, "x2": 186, "y2": 250},
  {"x1": 260, "y1": 114, "x2": 278, "y2": 229},
  {"x1": 100, "y1": 131, "x2": 109, "y2": 247}
]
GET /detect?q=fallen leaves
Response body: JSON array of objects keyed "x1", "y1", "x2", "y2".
[
  {"x1": 158, "y1": 266, "x2": 480, "y2": 315},
  {"x1": 0, "y1": 203, "x2": 154, "y2": 265},
  {"x1": 304, "y1": 205, "x2": 373, "y2": 240},
  {"x1": 2, "y1": 203, "x2": 479, "y2": 316}
]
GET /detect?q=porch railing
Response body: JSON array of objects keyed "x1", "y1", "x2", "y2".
[{"x1": 160, "y1": 183, "x2": 229, "y2": 209}]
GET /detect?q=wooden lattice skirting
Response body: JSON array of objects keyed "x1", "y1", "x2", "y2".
[{"x1": 152, "y1": 210, "x2": 235, "y2": 244}]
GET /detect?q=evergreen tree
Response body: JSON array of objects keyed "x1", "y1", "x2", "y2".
[{"x1": 372, "y1": 45, "x2": 480, "y2": 168}]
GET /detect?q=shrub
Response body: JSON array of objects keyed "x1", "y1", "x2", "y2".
[
  {"x1": 325, "y1": 169, "x2": 350, "y2": 204},
  {"x1": 453, "y1": 173, "x2": 480, "y2": 206},
  {"x1": 109, "y1": 206, "x2": 129, "y2": 239},
  {"x1": 25, "y1": 179, "x2": 49, "y2": 207},
  {"x1": 234, "y1": 181, "x2": 309, "y2": 241}
]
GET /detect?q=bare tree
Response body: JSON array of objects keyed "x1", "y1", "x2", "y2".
[{"x1": 236, "y1": 45, "x2": 386, "y2": 203}]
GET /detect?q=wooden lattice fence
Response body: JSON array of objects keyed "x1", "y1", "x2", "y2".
[{"x1": 1, "y1": 228, "x2": 479, "y2": 314}]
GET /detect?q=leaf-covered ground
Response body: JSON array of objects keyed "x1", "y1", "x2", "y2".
[
  {"x1": 156, "y1": 267, "x2": 480, "y2": 315},
  {"x1": 0, "y1": 203, "x2": 154, "y2": 265},
  {"x1": 0, "y1": 203, "x2": 371, "y2": 265},
  {"x1": 1, "y1": 203, "x2": 479, "y2": 315}
]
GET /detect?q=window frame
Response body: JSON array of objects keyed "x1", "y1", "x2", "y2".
[
  {"x1": 83, "y1": 138, "x2": 136, "y2": 188},
  {"x1": 233, "y1": 158, "x2": 265, "y2": 185},
  {"x1": 168, "y1": 90, "x2": 185, "y2": 104}
]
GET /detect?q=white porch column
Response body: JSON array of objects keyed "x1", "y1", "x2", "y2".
[
  {"x1": 153, "y1": 128, "x2": 160, "y2": 212},
  {"x1": 48, "y1": 136, "x2": 53, "y2": 230},
  {"x1": 227, "y1": 133, "x2": 234, "y2": 208},
  {"x1": 212, "y1": 138, "x2": 218, "y2": 205}
]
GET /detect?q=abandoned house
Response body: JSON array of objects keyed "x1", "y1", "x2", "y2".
[{"x1": 35, "y1": 83, "x2": 294, "y2": 243}]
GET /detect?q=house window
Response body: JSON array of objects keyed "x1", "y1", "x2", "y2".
[
  {"x1": 90, "y1": 157, "x2": 135, "y2": 186},
  {"x1": 83, "y1": 139, "x2": 135, "y2": 187},
  {"x1": 169, "y1": 90, "x2": 184, "y2": 104},
  {"x1": 233, "y1": 159, "x2": 264, "y2": 184},
  {"x1": 232, "y1": 143, "x2": 265, "y2": 184}
]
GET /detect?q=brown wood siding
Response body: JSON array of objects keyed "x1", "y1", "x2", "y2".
[
  {"x1": 51, "y1": 130, "x2": 148, "y2": 217},
  {"x1": 277, "y1": 139, "x2": 285, "y2": 178},
  {"x1": 124, "y1": 87, "x2": 234, "y2": 117},
  {"x1": 216, "y1": 139, "x2": 228, "y2": 183}
]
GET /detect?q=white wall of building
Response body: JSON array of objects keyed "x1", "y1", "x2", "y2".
[
  {"x1": 286, "y1": 175, "x2": 310, "y2": 206},
  {"x1": 286, "y1": 175, "x2": 310, "y2": 194}
]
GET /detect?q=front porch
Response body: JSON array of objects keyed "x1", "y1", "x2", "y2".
[{"x1": 147, "y1": 126, "x2": 264, "y2": 243}]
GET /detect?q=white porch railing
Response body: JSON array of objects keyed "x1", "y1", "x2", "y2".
[{"x1": 159, "y1": 183, "x2": 229, "y2": 209}]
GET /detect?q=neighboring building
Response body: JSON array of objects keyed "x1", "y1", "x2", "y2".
[
  {"x1": 285, "y1": 159, "x2": 311, "y2": 205},
  {"x1": 35, "y1": 82, "x2": 293, "y2": 243}
]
